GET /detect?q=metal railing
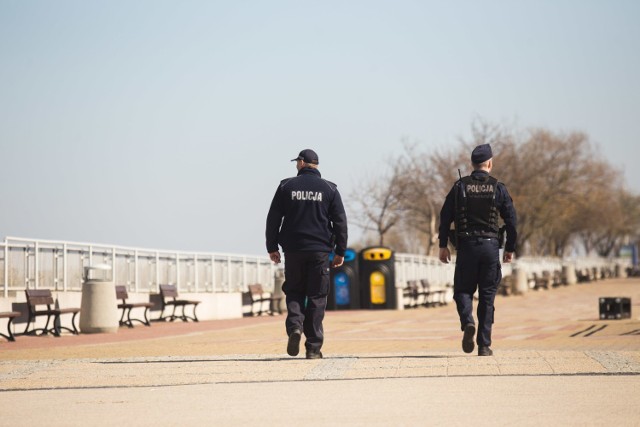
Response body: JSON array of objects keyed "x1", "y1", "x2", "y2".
[
  {"x1": 394, "y1": 252, "x2": 627, "y2": 289},
  {"x1": 0, "y1": 237, "x2": 277, "y2": 297},
  {"x1": 395, "y1": 253, "x2": 455, "y2": 288},
  {"x1": 0, "y1": 236, "x2": 629, "y2": 298}
]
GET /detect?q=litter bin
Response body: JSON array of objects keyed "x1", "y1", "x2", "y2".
[
  {"x1": 359, "y1": 247, "x2": 396, "y2": 309},
  {"x1": 562, "y1": 263, "x2": 577, "y2": 285},
  {"x1": 599, "y1": 297, "x2": 631, "y2": 319},
  {"x1": 327, "y1": 248, "x2": 360, "y2": 310},
  {"x1": 79, "y1": 264, "x2": 119, "y2": 333},
  {"x1": 511, "y1": 266, "x2": 528, "y2": 295}
]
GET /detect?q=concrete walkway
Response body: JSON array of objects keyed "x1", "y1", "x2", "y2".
[{"x1": 1, "y1": 278, "x2": 639, "y2": 426}]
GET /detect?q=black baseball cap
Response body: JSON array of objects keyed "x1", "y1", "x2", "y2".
[
  {"x1": 291, "y1": 149, "x2": 319, "y2": 164},
  {"x1": 471, "y1": 144, "x2": 492, "y2": 164}
]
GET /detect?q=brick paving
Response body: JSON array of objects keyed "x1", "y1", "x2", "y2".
[
  {"x1": 1, "y1": 277, "x2": 639, "y2": 359},
  {"x1": 1, "y1": 277, "x2": 639, "y2": 426}
]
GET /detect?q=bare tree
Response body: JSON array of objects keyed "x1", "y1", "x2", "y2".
[
  {"x1": 394, "y1": 144, "x2": 451, "y2": 256},
  {"x1": 497, "y1": 129, "x2": 602, "y2": 255},
  {"x1": 589, "y1": 189, "x2": 640, "y2": 257},
  {"x1": 348, "y1": 159, "x2": 406, "y2": 246},
  {"x1": 349, "y1": 120, "x2": 639, "y2": 257}
]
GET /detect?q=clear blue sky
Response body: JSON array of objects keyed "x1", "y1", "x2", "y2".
[{"x1": 1, "y1": 1, "x2": 639, "y2": 255}]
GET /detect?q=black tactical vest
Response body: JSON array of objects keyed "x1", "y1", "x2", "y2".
[{"x1": 455, "y1": 174, "x2": 499, "y2": 238}]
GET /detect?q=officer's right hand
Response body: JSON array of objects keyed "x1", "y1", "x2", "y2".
[
  {"x1": 503, "y1": 252, "x2": 514, "y2": 263},
  {"x1": 439, "y1": 247, "x2": 451, "y2": 264},
  {"x1": 269, "y1": 251, "x2": 281, "y2": 264},
  {"x1": 331, "y1": 255, "x2": 344, "y2": 268}
]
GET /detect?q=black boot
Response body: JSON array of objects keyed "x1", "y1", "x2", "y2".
[
  {"x1": 306, "y1": 350, "x2": 323, "y2": 359},
  {"x1": 287, "y1": 329, "x2": 301, "y2": 357},
  {"x1": 478, "y1": 346, "x2": 493, "y2": 356},
  {"x1": 462, "y1": 324, "x2": 476, "y2": 354}
]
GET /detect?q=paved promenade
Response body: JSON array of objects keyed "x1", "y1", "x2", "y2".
[{"x1": 1, "y1": 278, "x2": 639, "y2": 426}]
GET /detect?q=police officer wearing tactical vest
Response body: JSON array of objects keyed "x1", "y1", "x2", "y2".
[
  {"x1": 438, "y1": 144, "x2": 517, "y2": 356},
  {"x1": 266, "y1": 149, "x2": 348, "y2": 359}
]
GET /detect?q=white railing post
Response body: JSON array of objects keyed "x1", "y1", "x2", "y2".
[
  {"x1": 242, "y1": 256, "x2": 247, "y2": 289},
  {"x1": 271, "y1": 261, "x2": 276, "y2": 289},
  {"x1": 134, "y1": 250, "x2": 139, "y2": 292},
  {"x1": 3, "y1": 241, "x2": 7, "y2": 298},
  {"x1": 23, "y1": 246, "x2": 28, "y2": 289},
  {"x1": 156, "y1": 252, "x2": 160, "y2": 291},
  {"x1": 176, "y1": 253, "x2": 180, "y2": 289},
  {"x1": 34, "y1": 241, "x2": 39, "y2": 289},
  {"x1": 194, "y1": 255, "x2": 199, "y2": 292},
  {"x1": 63, "y1": 243, "x2": 68, "y2": 291},
  {"x1": 211, "y1": 255, "x2": 216, "y2": 292},
  {"x1": 256, "y1": 257, "x2": 261, "y2": 287},
  {"x1": 53, "y1": 248, "x2": 58, "y2": 291},
  {"x1": 112, "y1": 247, "x2": 117, "y2": 287},
  {"x1": 227, "y1": 256, "x2": 231, "y2": 292}
]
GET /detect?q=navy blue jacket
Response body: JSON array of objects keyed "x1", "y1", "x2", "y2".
[
  {"x1": 438, "y1": 170, "x2": 517, "y2": 253},
  {"x1": 266, "y1": 167, "x2": 348, "y2": 256}
]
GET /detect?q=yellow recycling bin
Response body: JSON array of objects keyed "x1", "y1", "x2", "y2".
[{"x1": 359, "y1": 247, "x2": 395, "y2": 309}]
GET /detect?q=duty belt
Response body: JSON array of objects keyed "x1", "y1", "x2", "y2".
[{"x1": 457, "y1": 232, "x2": 498, "y2": 240}]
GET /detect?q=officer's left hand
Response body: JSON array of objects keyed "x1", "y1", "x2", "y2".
[{"x1": 331, "y1": 255, "x2": 344, "y2": 268}]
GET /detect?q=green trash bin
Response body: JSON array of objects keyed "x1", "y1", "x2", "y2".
[{"x1": 359, "y1": 247, "x2": 395, "y2": 309}]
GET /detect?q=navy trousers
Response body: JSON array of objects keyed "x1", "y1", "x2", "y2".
[
  {"x1": 283, "y1": 251, "x2": 330, "y2": 353},
  {"x1": 453, "y1": 238, "x2": 502, "y2": 347}
]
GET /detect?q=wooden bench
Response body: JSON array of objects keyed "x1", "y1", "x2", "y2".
[
  {"x1": 246, "y1": 284, "x2": 283, "y2": 316},
  {"x1": 551, "y1": 270, "x2": 563, "y2": 287},
  {"x1": 23, "y1": 289, "x2": 80, "y2": 337},
  {"x1": 0, "y1": 311, "x2": 21, "y2": 341},
  {"x1": 116, "y1": 285, "x2": 153, "y2": 328},
  {"x1": 156, "y1": 284, "x2": 200, "y2": 322},
  {"x1": 403, "y1": 280, "x2": 424, "y2": 308},
  {"x1": 420, "y1": 279, "x2": 447, "y2": 307},
  {"x1": 576, "y1": 268, "x2": 592, "y2": 283},
  {"x1": 532, "y1": 272, "x2": 551, "y2": 290}
]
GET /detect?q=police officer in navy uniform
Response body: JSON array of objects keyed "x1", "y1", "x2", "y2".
[
  {"x1": 438, "y1": 144, "x2": 517, "y2": 356},
  {"x1": 266, "y1": 149, "x2": 348, "y2": 359}
]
